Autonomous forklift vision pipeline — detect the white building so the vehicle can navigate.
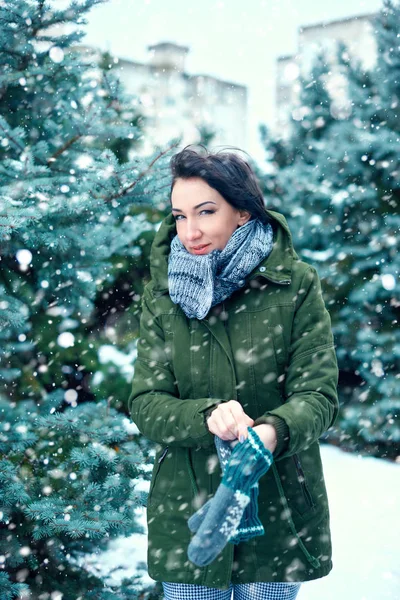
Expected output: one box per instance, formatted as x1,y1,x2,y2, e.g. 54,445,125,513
76,41,247,155
274,12,379,140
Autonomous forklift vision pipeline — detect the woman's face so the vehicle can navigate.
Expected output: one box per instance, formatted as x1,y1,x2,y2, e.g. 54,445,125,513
171,177,251,255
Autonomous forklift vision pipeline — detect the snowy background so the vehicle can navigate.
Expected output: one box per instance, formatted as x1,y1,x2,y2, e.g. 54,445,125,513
82,0,384,162
91,445,400,599
2,0,399,598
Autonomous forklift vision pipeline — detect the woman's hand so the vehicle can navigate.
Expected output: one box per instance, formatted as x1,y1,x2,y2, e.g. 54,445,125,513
206,400,254,442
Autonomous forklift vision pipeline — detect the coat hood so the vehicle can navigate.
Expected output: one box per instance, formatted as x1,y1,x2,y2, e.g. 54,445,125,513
148,209,298,294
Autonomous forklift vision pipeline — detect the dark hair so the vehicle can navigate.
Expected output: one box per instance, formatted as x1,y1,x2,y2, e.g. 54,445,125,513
169,145,271,225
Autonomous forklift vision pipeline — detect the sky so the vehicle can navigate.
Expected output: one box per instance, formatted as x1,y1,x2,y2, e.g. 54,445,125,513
82,0,385,161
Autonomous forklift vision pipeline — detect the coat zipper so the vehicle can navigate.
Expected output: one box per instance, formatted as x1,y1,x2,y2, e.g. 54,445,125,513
158,447,169,464
293,453,315,508
265,277,291,285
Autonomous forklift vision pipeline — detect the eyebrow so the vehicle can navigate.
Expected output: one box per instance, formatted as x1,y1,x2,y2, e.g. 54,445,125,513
171,201,217,213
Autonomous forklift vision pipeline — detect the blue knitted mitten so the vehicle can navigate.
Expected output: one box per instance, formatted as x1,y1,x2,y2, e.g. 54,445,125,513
187,427,273,567
187,435,265,542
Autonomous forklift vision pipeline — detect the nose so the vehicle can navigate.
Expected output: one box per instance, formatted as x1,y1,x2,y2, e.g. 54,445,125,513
186,221,202,242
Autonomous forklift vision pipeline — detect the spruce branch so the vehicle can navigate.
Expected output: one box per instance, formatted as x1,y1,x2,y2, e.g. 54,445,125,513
100,140,181,203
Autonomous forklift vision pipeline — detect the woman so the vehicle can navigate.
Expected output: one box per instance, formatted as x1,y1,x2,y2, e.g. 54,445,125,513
128,146,339,600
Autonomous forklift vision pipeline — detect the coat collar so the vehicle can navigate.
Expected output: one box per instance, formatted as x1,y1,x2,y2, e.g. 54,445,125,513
149,209,297,295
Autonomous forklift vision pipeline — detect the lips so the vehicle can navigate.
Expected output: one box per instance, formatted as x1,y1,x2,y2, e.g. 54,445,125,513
191,244,210,250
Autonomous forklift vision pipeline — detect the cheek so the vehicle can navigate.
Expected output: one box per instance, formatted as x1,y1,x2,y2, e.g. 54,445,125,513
214,227,237,250
212,213,235,236
175,228,185,245
211,225,227,244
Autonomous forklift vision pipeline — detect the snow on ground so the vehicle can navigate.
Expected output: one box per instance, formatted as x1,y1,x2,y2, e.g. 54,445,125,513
91,445,400,599
296,445,400,600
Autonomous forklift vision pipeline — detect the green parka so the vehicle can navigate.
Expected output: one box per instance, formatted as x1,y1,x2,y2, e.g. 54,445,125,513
128,209,339,590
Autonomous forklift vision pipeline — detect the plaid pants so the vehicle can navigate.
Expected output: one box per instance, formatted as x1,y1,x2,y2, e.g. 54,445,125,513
162,581,301,600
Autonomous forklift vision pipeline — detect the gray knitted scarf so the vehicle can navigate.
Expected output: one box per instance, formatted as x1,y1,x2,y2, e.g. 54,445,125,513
167,218,274,320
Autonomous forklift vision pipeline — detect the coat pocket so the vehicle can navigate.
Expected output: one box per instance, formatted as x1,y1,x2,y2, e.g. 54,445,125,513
292,453,316,514
276,452,316,519
147,446,170,508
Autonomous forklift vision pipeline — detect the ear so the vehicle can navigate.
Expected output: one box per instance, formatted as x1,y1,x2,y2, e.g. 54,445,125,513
238,210,251,226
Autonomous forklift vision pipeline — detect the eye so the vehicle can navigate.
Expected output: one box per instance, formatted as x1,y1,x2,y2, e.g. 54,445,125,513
173,210,215,222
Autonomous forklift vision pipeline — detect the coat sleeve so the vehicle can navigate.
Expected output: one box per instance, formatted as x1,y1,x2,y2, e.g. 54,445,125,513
253,265,339,461
127,286,224,448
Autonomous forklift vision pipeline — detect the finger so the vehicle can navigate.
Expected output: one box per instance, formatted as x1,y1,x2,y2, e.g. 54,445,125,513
213,410,236,440
222,409,241,440
229,403,252,441
225,402,253,440
216,404,241,438
228,402,246,432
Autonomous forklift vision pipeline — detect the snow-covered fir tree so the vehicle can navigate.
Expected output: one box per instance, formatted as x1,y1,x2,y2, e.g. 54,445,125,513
0,1,179,598
333,0,400,457
258,0,399,459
